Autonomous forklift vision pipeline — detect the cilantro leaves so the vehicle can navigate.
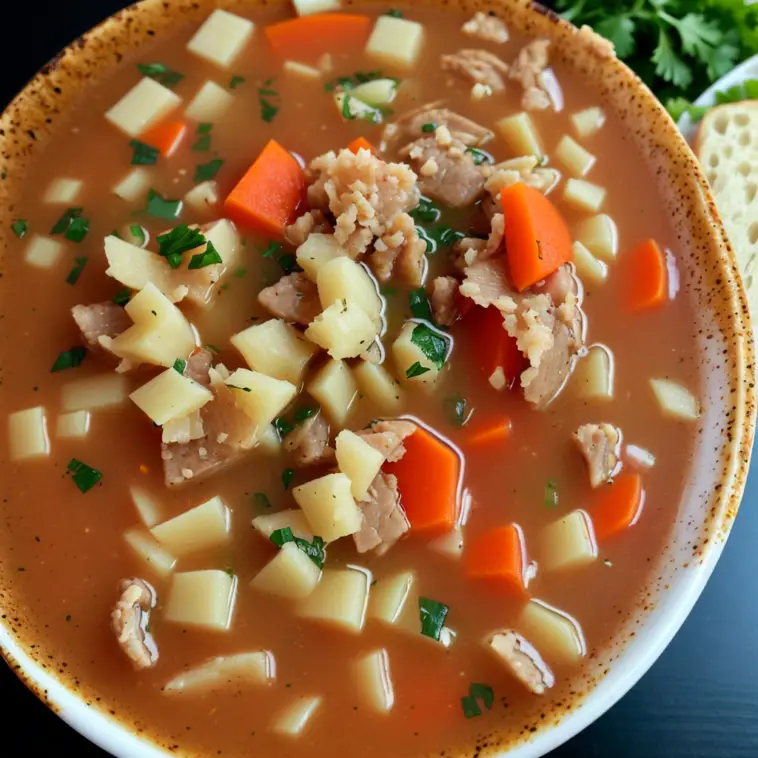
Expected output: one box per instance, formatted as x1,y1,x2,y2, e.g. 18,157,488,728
136,62,184,87
156,225,205,269
269,528,327,568
410,323,450,371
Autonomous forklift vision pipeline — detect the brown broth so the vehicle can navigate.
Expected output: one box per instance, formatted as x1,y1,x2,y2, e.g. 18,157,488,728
0,3,700,756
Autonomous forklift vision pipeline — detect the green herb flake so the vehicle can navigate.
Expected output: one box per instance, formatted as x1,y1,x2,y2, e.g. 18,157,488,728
145,188,183,221
234,267,248,278
380,285,398,296
65,217,89,243
416,225,435,255
130,224,147,247
443,394,470,427
50,207,82,235
11,219,27,238
173,359,186,374
419,596,449,641
197,123,213,135
67,459,103,493
282,467,296,490
66,256,88,285
386,8,403,17
156,224,205,269
188,241,223,269
274,416,296,439
254,492,272,509
259,80,280,123
544,479,559,508
136,62,184,87
469,682,494,711
191,135,212,151
260,240,283,258
51,346,87,373
294,535,326,568
112,287,132,306
194,158,224,183
411,323,449,370
409,287,434,323
461,695,482,719
228,384,252,392
410,196,441,224
293,406,318,424
229,75,246,89
270,526,295,548
341,93,354,120
278,253,301,275
435,226,465,248
465,147,492,166
421,122,438,133
129,139,160,166
223,567,235,578
406,361,430,379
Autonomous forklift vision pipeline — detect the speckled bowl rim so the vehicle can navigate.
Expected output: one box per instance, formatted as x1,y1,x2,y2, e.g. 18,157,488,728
0,1,754,757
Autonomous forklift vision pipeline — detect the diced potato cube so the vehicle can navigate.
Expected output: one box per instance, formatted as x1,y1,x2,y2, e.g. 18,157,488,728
353,361,404,411
335,430,385,499
292,0,340,15
519,599,586,665
496,112,543,158
354,649,394,713
571,345,613,401
231,319,317,385
8,407,50,461
366,16,425,69
271,695,322,737
540,510,597,572
393,321,443,388
185,80,234,123
43,178,82,204
113,167,152,203
130,485,162,528
283,60,322,79
187,9,255,69
293,472,362,542
428,527,463,559
61,373,128,412
164,570,237,631
555,135,595,177
564,178,606,213
296,233,345,281
105,77,182,138
183,180,219,215
224,369,297,433
250,542,321,600
571,106,606,138
123,528,176,577
298,567,370,633
56,410,90,439
625,444,656,470
350,79,398,108
575,214,618,261
252,509,314,541
307,359,358,426
24,235,64,269
164,651,275,694
572,241,607,286
317,258,382,326
130,368,213,425
150,496,231,556
650,378,701,421
104,236,172,294
368,571,414,626
305,299,378,359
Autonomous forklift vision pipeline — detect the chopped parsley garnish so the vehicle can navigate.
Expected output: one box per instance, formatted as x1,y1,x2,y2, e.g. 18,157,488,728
66,256,88,285
51,347,87,373
282,467,296,490
144,188,182,220
259,79,280,123
173,359,186,374
260,240,283,258
461,696,482,719
380,285,398,296
274,416,296,439
129,139,159,165
325,70,383,92
409,287,434,323
406,361,430,379
419,597,448,641
416,225,435,254
51,207,88,241
223,567,236,578
270,527,294,548
278,253,300,275
544,479,559,507
112,287,132,306
191,135,211,151
293,406,318,423
11,219,27,238
462,682,495,718
385,8,404,17
228,384,252,392
421,122,438,133
410,196,441,224
434,226,465,248
156,224,205,268
67,459,102,493
136,62,184,87
254,492,272,509
188,241,223,269
197,123,213,135
465,147,493,166
341,93,354,120
234,267,247,278
194,158,224,182
229,75,245,89
444,394,470,427
130,224,147,247
269,528,326,568
410,323,449,370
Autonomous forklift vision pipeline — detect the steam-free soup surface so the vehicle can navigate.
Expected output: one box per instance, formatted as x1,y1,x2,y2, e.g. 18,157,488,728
0,2,700,756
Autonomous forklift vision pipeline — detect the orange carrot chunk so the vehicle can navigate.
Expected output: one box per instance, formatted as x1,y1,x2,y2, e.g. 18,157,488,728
265,14,372,58
347,136,376,155
465,418,511,448
465,305,527,387
141,120,187,157
384,425,460,532
465,524,527,595
223,139,305,237
622,238,668,311
591,473,644,541
500,182,573,292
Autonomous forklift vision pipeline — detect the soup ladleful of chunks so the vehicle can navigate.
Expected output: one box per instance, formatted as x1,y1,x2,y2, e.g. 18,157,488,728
2,2,703,756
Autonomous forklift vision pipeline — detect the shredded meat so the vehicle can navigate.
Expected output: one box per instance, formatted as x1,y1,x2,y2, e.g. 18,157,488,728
483,157,561,213
369,211,427,286
357,419,417,462
574,423,621,487
509,40,552,111
442,49,510,91
110,578,158,671
354,472,410,555
430,276,460,326
185,348,213,386
284,209,333,247
387,105,493,148
71,302,132,355
459,258,517,311
486,630,554,695
454,213,505,270
462,12,509,43
258,272,321,326
284,413,335,467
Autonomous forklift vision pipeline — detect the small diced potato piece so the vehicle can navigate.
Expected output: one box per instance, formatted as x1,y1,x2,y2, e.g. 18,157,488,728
317,258,382,326
575,214,618,262
150,496,231,556
540,510,597,572
298,567,370,632
650,378,701,421
252,509,314,541
184,180,219,215
293,472,362,542
307,359,358,426
8,407,50,461
305,299,378,360
224,369,297,432
572,241,607,286
164,651,275,694
105,77,181,138
368,571,414,625
571,106,606,138
354,649,394,713
231,319,317,384
24,235,64,269
62,373,128,412
393,321,444,388
335,430,385,499
56,410,90,439
185,80,234,123
161,410,205,444
296,233,345,281
484,630,555,695
113,167,152,203
366,16,425,69
123,528,177,578
104,236,171,294
350,78,398,108
519,599,586,665
496,112,543,158
130,485,162,528
187,9,254,69
293,0,340,15
428,528,463,559
571,345,614,401
271,696,322,737
626,444,656,470
43,178,82,204
251,542,321,600
564,178,606,213
353,361,404,411
554,135,595,177
164,570,237,631
283,60,322,79
130,369,213,425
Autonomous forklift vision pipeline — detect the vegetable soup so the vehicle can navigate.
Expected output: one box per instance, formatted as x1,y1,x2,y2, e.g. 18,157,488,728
0,2,701,756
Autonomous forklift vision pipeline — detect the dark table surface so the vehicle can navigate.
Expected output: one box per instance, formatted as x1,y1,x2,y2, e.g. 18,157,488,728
2,2,758,755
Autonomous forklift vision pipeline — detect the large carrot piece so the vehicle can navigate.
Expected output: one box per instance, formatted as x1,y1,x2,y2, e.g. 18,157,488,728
347,136,376,155
465,305,527,387
265,14,372,58
384,425,461,532
622,238,668,311
141,120,187,157
501,182,573,291
591,473,644,540
223,139,305,237
465,524,527,595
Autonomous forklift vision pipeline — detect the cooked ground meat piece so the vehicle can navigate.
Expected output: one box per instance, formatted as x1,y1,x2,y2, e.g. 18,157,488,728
462,11,509,43
459,257,517,310
258,272,321,326
574,423,622,487
283,209,333,247
110,578,158,671
284,413,336,467
371,212,427,286
357,419,417,462
353,472,410,555
486,630,554,695
430,276,460,326
509,39,552,111
185,347,213,386
454,213,505,270
441,49,510,91
71,302,132,355
386,105,494,148
483,157,561,211
521,318,574,408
